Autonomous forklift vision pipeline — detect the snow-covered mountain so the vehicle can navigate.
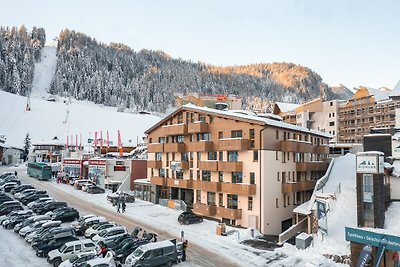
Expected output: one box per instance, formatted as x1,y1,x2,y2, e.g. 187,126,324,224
0,90,162,148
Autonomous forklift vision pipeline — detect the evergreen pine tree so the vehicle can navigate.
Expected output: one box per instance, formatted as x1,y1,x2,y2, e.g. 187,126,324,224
23,133,31,161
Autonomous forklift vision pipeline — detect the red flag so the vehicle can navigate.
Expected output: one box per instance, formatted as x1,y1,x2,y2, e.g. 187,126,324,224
94,132,98,148
118,130,123,157
100,131,103,149
107,131,110,148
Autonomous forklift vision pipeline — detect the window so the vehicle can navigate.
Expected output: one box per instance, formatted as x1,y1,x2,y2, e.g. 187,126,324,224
231,130,242,138
227,194,238,209
207,192,216,205
159,137,165,144
276,198,279,208
228,151,238,162
275,151,279,160
329,121,335,126
250,172,255,184
155,153,162,161
219,152,223,161
159,169,165,177
249,129,255,139
196,190,201,203
177,135,184,143
277,172,280,181
253,150,258,161
65,246,74,253
209,116,214,123
363,174,373,203
197,133,211,141
282,152,286,163
75,244,82,251
219,193,224,207
218,131,223,139
177,113,183,124
197,152,201,161
208,152,217,160
202,171,211,182
197,170,200,180
232,172,243,183
199,114,206,123
248,197,253,211
330,101,333,106
154,248,163,257
276,130,279,139
181,152,189,161
190,170,193,179
283,132,287,140
219,171,223,182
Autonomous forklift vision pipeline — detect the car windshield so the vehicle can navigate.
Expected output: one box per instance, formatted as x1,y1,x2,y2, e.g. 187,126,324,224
58,243,67,252
98,229,108,237
132,248,144,257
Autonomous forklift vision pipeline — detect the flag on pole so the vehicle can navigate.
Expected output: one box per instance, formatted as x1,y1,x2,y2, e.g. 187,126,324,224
94,132,98,149
100,131,103,149
118,130,123,157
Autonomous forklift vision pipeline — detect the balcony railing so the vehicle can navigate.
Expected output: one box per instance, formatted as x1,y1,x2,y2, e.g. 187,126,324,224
282,182,299,193
314,145,329,154
188,122,209,133
218,161,243,172
298,180,316,191
147,160,162,169
150,176,167,186
166,178,193,189
220,183,256,195
198,161,218,171
187,141,213,152
218,138,250,151
147,143,164,153
296,162,329,172
193,203,217,216
216,207,242,220
162,124,188,135
164,143,185,152
280,140,313,153
192,180,221,192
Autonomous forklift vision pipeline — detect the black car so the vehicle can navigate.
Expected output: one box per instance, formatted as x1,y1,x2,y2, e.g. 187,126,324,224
1,182,20,192
86,185,105,194
21,193,49,205
105,234,133,250
35,236,79,257
52,208,79,222
19,190,47,202
178,211,203,225
0,204,23,216
0,195,12,203
11,184,35,195
0,175,18,185
114,239,150,264
34,202,67,215
4,214,32,229
0,172,15,180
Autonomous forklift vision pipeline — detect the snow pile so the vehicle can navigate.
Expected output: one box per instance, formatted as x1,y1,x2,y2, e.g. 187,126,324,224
384,202,400,235
0,90,162,148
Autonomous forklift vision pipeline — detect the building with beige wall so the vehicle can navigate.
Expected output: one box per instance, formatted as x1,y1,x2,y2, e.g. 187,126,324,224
145,104,331,235
175,93,242,110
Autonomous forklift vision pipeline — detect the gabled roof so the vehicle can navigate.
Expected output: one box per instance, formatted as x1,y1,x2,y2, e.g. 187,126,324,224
145,104,332,138
274,102,301,113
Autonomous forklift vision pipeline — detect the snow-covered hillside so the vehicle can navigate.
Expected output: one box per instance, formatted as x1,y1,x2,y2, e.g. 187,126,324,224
0,90,162,148
30,45,58,98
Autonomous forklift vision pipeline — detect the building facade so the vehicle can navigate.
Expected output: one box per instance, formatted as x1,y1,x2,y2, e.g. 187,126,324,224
175,93,242,110
145,104,331,235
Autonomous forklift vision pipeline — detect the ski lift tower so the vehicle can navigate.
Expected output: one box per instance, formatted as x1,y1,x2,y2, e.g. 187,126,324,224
26,95,31,111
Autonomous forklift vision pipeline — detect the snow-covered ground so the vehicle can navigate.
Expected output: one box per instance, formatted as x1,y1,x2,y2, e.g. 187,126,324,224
0,90,162,148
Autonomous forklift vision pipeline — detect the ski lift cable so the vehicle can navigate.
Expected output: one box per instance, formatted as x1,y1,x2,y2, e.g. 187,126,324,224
0,96,19,129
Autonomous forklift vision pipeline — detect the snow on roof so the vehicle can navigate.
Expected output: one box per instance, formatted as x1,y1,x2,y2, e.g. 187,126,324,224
256,113,283,121
392,160,400,177
275,102,301,113
139,240,174,251
183,104,332,138
356,151,384,156
364,87,391,101
363,133,391,137
32,140,65,146
393,80,400,94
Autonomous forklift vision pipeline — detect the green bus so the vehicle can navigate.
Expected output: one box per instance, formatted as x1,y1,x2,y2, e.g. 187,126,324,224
27,162,52,180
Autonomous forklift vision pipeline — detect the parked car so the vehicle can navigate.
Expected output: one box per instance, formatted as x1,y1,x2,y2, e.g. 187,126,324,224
0,175,18,185
31,226,75,247
19,220,51,237
178,211,203,225
58,251,97,267
14,188,38,199
47,239,96,267
0,181,19,192
0,172,15,180
74,179,94,190
0,204,23,216
125,240,177,267
21,193,49,205
28,197,54,209
85,222,116,239
25,220,63,243
86,185,105,194
52,208,79,222
107,192,135,206
11,184,35,194
114,239,150,266
34,202,68,215
46,206,75,217
91,226,128,243
82,251,116,267
35,235,79,257
81,183,94,192
105,234,133,250
14,215,52,233
74,216,107,236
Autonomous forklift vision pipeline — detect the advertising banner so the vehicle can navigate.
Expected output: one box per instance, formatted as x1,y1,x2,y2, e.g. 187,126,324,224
89,160,106,188
356,155,384,174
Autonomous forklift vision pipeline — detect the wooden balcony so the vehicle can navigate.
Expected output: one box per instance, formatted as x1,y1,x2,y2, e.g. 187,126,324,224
162,124,188,135
164,143,185,152
216,207,242,220
166,178,193,189
147,160,162,169
193,180,221,192
218,161,243,172
150,176,167,186
220,183,256,195
297,142,313,153
198,161,218,171
187,141,213,152
147,143,164,153
296,162,329,172
280,140,297,152
193,203,217,216
188,123,209,133
314,145,329,154
282,182,299,193
298,180,316,191
218,138,250,151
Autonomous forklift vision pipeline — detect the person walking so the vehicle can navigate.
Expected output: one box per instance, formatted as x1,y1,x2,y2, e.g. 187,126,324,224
122,200,126,213
182,240,188,262
117,201,121,213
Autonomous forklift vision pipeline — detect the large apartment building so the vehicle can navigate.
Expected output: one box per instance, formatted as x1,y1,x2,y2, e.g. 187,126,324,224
145,104,331,235
337,86,400,143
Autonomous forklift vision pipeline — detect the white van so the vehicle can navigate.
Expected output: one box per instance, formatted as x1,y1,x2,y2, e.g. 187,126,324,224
125,240,177,267
47,239,96,267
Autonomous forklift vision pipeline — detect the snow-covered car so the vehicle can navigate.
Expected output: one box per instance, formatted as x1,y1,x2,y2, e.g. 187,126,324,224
58,251,97,267
0,181,19,192
81,183,94,192
14,188,37,199
19,219,51,237
74,179,93,190
74,216,107,236
85,222,116,239
25,220,62,243
81,251,116,267
71,214,97,227
27,197,54,209
91,226,128,243
47,239,96,267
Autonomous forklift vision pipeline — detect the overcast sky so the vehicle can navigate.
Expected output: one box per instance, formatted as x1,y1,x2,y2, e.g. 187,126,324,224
1,0,399,90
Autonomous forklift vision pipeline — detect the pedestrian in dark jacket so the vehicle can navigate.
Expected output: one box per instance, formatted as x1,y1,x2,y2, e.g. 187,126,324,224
122,201,126,213
117,201,121,213
182,240,188,261
98,241,108,258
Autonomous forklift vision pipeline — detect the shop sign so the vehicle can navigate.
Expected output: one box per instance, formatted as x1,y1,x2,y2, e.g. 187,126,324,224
345,227,400,251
